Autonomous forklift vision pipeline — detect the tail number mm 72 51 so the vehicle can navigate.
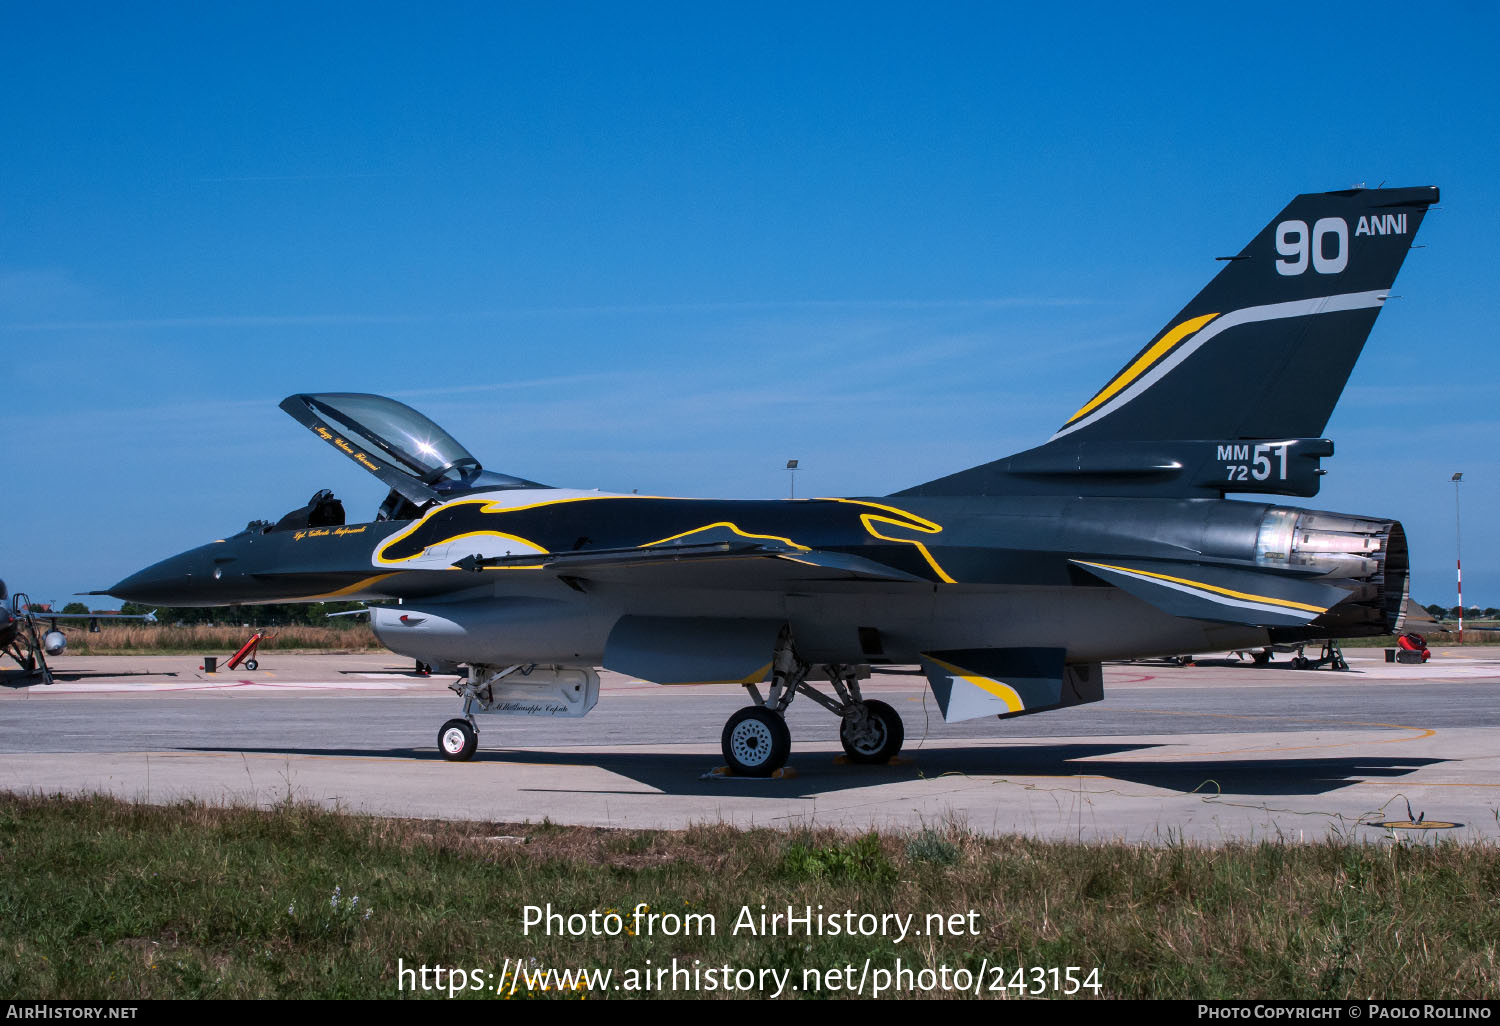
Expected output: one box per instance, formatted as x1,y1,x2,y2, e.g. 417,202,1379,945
1220,443,1288,482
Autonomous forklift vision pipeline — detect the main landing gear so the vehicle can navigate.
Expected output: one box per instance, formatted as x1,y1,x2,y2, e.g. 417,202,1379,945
720,632,905,777
426,636,905,776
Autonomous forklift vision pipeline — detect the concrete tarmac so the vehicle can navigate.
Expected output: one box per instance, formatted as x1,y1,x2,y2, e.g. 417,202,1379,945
3,648,1499,845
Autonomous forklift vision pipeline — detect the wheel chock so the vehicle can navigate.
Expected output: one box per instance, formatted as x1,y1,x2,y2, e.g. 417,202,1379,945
700,765,799,780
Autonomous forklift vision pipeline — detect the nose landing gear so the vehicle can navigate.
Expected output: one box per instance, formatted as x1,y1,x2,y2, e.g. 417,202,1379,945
438,718,478,761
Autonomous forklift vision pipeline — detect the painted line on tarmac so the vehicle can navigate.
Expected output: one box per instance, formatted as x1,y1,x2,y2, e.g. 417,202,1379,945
1109,710,1435,758
21,680,436,694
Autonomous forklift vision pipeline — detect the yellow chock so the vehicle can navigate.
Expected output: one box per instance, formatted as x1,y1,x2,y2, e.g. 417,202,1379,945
704,765,797,780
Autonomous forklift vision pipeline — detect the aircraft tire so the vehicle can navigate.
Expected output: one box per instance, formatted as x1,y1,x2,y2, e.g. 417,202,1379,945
439,718,478,762
1292,656,1311,670
721,707,790,777
1252,650,1272,666
840,700,905,764
1175,655,1194,666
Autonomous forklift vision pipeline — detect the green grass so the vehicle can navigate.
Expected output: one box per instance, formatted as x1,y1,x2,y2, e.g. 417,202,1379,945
1,793,1497,999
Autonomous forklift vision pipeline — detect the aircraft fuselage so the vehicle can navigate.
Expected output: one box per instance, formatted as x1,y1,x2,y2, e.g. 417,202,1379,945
113,488,1404,669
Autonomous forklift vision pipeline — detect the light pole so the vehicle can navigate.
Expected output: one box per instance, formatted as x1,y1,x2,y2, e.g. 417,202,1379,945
786,459,799,499
1453,472,1464,644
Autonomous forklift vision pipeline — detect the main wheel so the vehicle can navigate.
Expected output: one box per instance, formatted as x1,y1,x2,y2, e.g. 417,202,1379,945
439,718,478,761
1175,655,1194,666
1252,650,1272,666
721,707,791,777
1292,656,1311,670
840,699,905,764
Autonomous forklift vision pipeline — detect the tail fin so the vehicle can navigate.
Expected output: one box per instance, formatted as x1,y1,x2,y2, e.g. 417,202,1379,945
897,186,1438,498
1055,185,1436,442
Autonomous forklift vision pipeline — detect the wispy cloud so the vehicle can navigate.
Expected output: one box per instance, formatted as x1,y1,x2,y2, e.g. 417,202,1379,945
0,295,1094,333
0,313,424,332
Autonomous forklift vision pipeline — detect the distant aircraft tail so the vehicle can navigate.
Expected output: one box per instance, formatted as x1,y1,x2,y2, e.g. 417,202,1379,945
898,185,1439,499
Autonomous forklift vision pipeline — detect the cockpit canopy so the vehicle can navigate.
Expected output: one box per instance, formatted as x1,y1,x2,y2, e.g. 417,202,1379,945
279,393,544,521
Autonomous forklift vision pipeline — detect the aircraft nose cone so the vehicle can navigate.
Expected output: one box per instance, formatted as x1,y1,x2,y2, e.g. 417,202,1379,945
109,553,202,605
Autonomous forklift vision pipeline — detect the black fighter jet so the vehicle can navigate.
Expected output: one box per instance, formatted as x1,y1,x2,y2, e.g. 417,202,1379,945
110,186,1438,775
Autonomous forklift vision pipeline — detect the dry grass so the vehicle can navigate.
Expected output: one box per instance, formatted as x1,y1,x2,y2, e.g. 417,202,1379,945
68,623,383,654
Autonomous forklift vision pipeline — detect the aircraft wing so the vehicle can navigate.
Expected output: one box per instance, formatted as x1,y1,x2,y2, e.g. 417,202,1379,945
453,541,931,585
1070,559,1353,627
20,608,157,625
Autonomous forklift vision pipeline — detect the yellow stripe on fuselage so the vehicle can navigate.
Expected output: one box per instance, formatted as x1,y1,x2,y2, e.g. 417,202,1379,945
1077,561,1326,613
824,499,958,584
300,573,404,599
638,522,812,551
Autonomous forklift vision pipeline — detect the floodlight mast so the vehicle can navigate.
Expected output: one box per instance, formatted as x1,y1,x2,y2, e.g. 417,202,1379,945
1453,472,1464,644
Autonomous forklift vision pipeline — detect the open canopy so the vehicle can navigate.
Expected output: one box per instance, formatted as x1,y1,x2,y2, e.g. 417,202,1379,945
280,393,542,509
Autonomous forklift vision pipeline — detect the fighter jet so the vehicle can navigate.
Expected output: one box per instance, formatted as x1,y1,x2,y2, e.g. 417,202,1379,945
1,581,156,685
110,185,1438,775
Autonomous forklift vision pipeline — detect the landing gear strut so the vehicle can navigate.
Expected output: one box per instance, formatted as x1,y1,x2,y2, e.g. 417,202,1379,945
435,663,601,761
719,631,904,776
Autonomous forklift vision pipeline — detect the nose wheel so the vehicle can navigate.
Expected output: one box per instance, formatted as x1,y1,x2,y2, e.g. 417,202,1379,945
439,718,478,761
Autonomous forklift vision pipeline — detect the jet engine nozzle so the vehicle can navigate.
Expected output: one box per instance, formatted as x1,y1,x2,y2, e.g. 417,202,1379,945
1257,507,1407,636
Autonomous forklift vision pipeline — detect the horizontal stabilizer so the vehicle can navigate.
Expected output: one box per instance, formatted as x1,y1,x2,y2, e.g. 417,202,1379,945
1071,559,1352,627
920,647,1079,723
603,616,779,685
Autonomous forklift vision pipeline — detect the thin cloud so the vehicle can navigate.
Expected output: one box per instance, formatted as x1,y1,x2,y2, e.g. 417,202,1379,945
0,313,424,332
0,296,1094,333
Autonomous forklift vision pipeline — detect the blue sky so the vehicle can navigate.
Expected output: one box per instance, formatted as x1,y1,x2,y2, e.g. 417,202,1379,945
3,2,1496,609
